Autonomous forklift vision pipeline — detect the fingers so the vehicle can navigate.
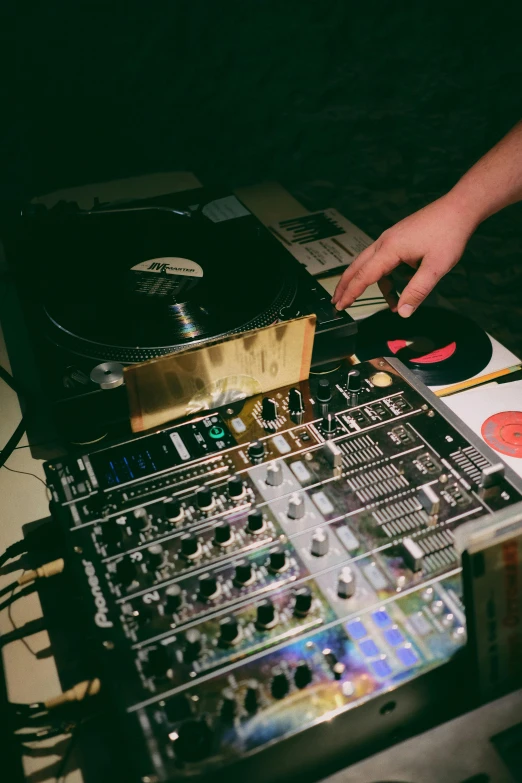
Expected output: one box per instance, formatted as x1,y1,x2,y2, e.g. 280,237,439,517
396,260,445,317
332,242,377,305
333,242,400,311
378,275,399,311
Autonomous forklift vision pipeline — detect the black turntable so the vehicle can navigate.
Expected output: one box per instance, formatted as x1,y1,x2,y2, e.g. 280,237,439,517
1,188,356,449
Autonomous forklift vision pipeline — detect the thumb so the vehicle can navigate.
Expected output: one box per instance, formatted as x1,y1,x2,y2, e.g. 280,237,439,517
396,259,445,317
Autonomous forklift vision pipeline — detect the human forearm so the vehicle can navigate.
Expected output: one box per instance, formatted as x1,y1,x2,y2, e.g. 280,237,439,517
446,120,522,227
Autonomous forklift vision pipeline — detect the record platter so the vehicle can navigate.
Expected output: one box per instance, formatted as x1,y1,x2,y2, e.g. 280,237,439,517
2,189,356,446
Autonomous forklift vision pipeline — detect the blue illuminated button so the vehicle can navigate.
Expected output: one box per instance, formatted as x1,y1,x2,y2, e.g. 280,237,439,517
370,658,393,678
396,646,419,668
372,609,392,628
347,620,367,640
384,627,405,647
359,639,380,658
209,425,225,439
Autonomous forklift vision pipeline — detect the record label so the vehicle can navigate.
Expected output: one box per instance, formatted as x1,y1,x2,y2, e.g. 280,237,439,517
131,258,203,277
387,339,457,364
481,411,522,458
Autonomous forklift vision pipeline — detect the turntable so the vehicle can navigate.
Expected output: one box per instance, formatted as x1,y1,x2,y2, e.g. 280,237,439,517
2,188,356,447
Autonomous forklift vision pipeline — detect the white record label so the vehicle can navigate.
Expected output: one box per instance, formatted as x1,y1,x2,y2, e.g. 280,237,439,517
130,258,204,277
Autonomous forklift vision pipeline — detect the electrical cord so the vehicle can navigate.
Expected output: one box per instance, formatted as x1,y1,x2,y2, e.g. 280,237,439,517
0,363,27,468
0,520,60,569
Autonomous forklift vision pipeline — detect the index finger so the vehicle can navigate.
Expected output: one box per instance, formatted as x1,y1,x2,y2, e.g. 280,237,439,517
332,242,377,305
334,245,400,310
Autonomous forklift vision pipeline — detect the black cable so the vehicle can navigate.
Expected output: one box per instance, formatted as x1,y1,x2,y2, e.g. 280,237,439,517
0,363,27,468
2,463,50,492
0,520,59,569
0,583,35,613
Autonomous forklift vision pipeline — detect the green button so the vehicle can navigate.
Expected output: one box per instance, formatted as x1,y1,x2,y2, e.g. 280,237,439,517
209,425,225,439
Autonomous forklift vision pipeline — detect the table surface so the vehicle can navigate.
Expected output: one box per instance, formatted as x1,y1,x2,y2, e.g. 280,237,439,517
1,174,521,783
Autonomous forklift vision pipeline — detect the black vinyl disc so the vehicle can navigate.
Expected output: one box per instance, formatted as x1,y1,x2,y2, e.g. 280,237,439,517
356,307,492,385
28,206,297,363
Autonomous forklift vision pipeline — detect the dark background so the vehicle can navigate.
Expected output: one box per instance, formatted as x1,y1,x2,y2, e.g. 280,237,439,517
3,1,522,354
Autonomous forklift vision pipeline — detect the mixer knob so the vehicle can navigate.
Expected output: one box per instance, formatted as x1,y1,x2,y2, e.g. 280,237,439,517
164,693,193,722
266,461,283,486
180,533,201,559
271,668,290,699
262,397,279,422
220,687,238,722
287,493,305,520
227,474,245,499
164,583,184,613
288,387,304,414
183,628,203,662
234,559,253,585
196,486,214,510
131,507,150,531
294,586,313,617
163,497,183,522
337,566,356,599
256,599,276,628
145,644,172,678
214,522,233,546
294,661,313,689
246,509,265,534
321,413,337,436
248,440,265,463
316,378,332,403
172,718,214,763
199,574,219,600
219,616,241,646
268,548,287,572
116,557,138,588
346,369,361,392
146,544,165,570
244,680,260,714
310,527,329,557
101,519,124,547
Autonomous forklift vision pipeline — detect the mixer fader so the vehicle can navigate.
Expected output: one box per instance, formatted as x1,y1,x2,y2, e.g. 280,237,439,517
44,357,522,783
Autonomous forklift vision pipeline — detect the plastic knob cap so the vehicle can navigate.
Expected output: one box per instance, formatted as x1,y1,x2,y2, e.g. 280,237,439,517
294,662,313,689
337,566,356,599
346,370,361,392
321,413,337,435
256,599,276,628
294,586,313,616
316,378,332,403
287,494,305,520
227,475,244,498
196,486,214,510
180,533,200,559
248,441,265,462
310,527,329,557
271,669,289,699
164,583,183,613
246,509,265,534
214,522,232,546
234,559,253,585
145,645,171,678
220,687,237,721
116,557,137,588
199,574,219,600
244,680,260,714
131,507,150,531
262,397,279,422
183,628,202,662
163,498,183,522
266,462,283,486
219,616,240,646
269,548,287,572
288,387,304,413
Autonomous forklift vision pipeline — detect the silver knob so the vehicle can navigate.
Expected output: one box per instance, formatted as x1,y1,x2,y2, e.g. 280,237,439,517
287,493,305,520
337,566,356,598
266,462,283,487
310,527,329,557
90,361,125,389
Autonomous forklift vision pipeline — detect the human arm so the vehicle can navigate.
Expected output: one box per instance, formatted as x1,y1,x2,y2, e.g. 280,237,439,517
332,120,522,316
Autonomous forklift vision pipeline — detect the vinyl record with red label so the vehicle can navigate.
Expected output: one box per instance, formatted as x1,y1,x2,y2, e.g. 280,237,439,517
356,307,492,385
481,411,522,459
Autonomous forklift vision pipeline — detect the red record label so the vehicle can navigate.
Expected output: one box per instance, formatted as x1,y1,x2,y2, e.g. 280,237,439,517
387,339,457,364
481,411,522,458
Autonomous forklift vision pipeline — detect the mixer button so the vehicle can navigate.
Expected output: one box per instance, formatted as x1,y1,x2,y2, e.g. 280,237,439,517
288,387,304,414
401,537,424,572
262,397,279,422
163,498,183,522
220,687,238,721
266,461,283,486
145,644,172,678
337,566,356,599
198,574,219,600
244,680,260,714
146,544,165,570
131,507,150,532
321,413,337,436
287,493,305,520
196,486,214,510
248,440,265,462
164,693,193,722
271,668,290,699
219,616,241,646
116,557,138,588
227,474,245,498
268,548,287,572
310,527,329,557
346,369,361,392
234,559,253,585
246,509,266,534
164,584,184,613
172,718,214,762
180,533,201,559
316,378,332,403
183,628,203,662
293,586,313,616
255,599,276,628
101,520,124,547
213,522,233,546
294,661,313,689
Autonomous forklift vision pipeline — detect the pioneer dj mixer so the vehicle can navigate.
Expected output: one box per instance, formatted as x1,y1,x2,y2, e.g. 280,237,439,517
43,357,522,783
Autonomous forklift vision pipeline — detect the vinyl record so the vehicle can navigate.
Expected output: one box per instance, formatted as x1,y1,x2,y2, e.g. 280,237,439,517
481,411,522,458
29,207,297,363
356,307,492,385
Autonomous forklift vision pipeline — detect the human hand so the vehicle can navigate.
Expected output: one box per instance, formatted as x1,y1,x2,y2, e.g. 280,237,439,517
332,194,478,317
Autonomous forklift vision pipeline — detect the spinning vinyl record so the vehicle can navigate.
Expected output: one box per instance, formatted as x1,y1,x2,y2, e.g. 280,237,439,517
356,307,492,385
28,207,297,363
